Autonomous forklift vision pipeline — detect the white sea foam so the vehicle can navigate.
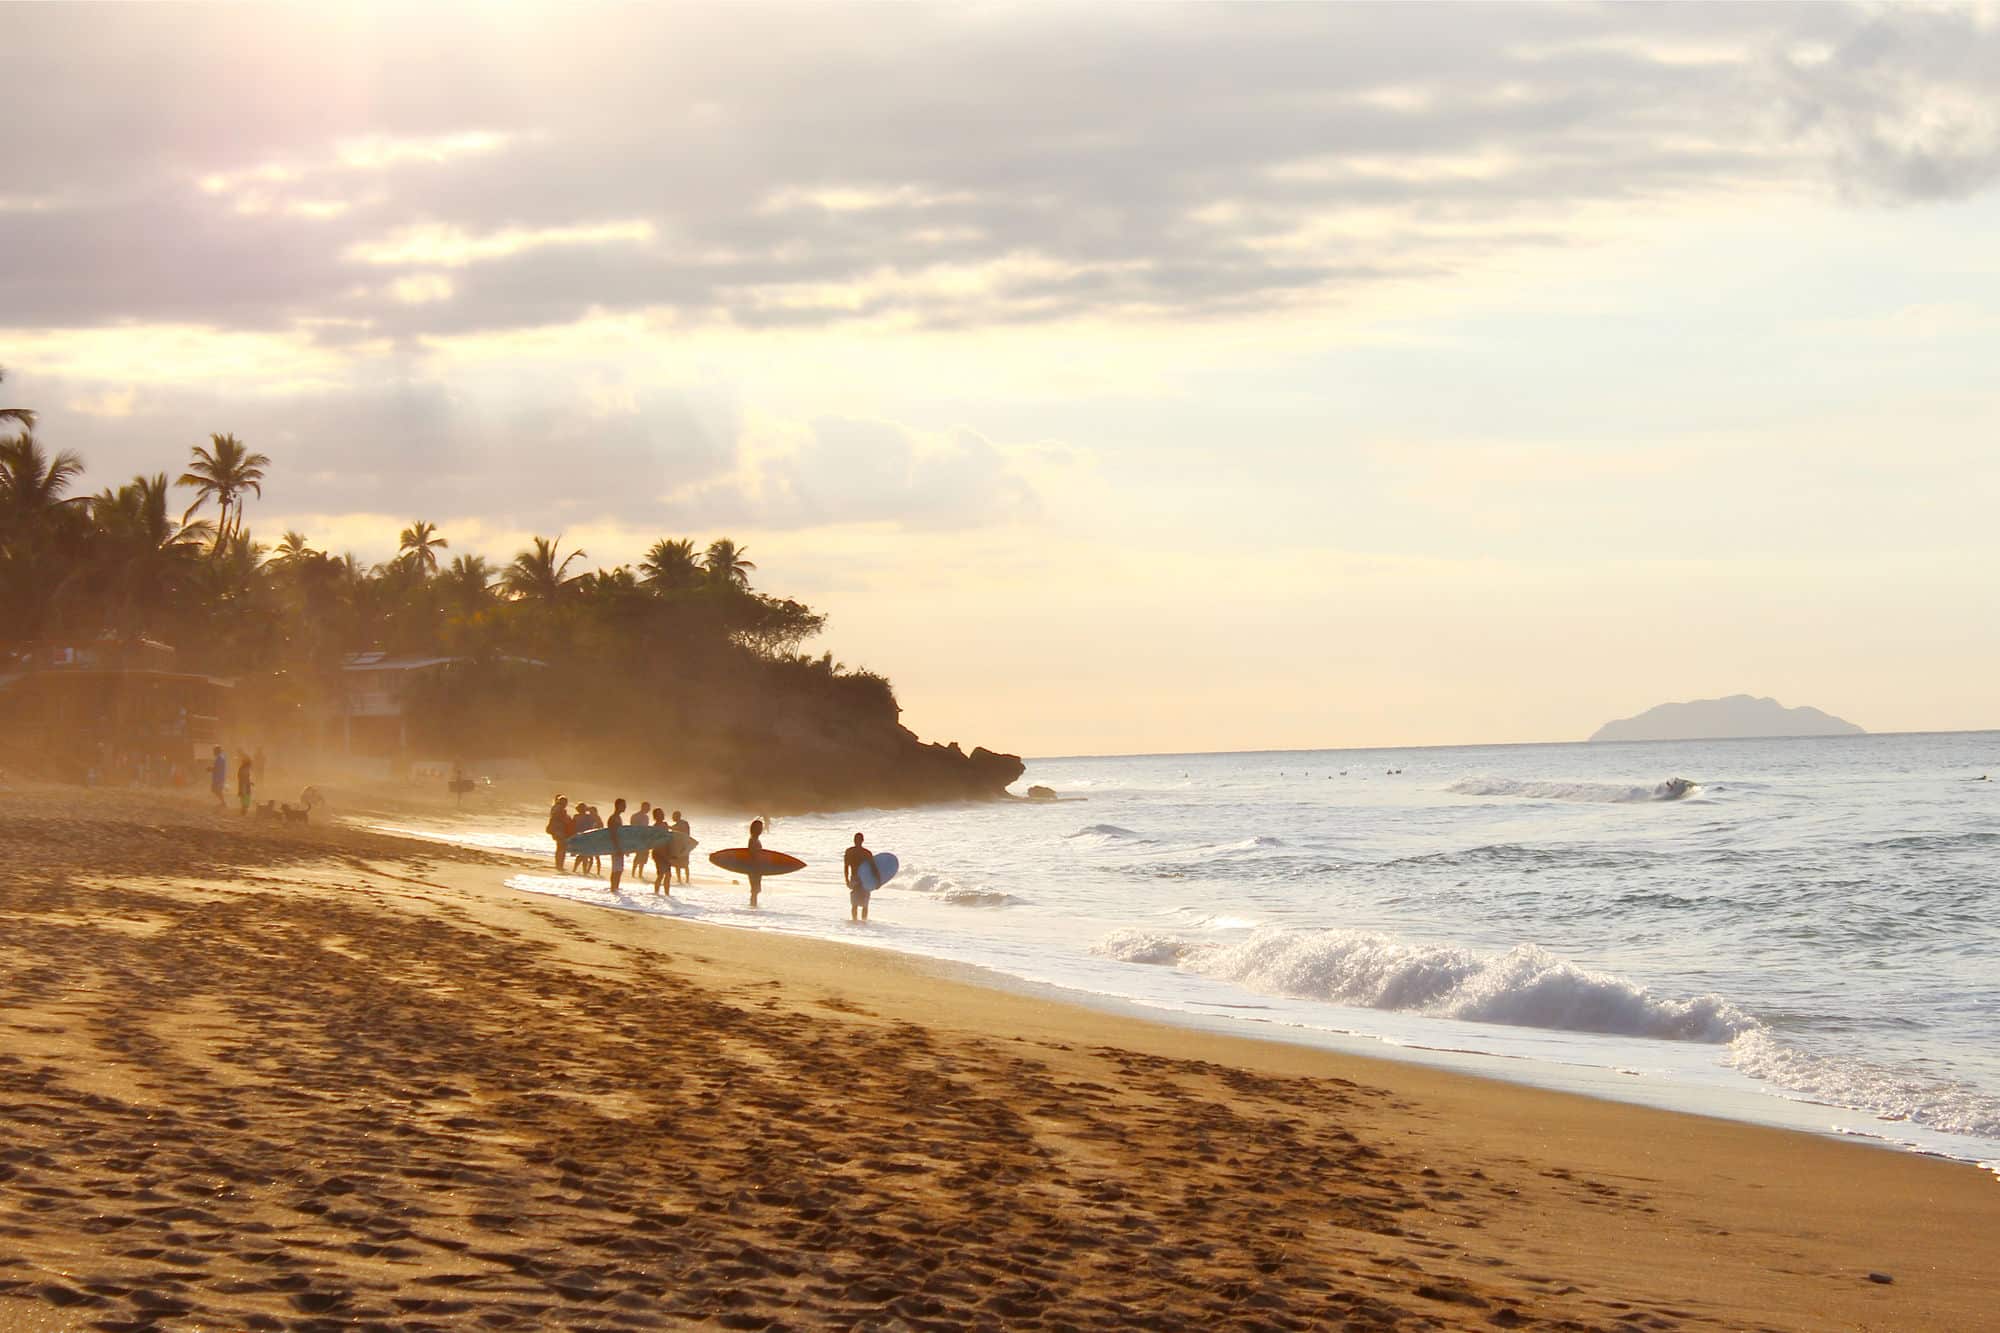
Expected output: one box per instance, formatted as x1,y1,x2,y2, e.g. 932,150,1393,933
1093,926,1753,1042
1449,777,1700,803
906,872,1021,908
1724,1031,2000,1140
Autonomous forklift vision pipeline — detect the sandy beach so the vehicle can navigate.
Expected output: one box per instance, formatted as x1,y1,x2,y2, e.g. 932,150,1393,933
1,784,1993,1332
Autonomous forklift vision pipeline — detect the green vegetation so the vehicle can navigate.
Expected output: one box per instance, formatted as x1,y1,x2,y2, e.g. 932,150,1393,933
0,373,1021,806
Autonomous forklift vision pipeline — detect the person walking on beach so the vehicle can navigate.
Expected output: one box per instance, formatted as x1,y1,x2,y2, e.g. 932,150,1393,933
236,752,254,815
746,818,766,908
843,832,878,922
670,810,691,885
209,746,227,808
547,795,571,871
607,797,629,892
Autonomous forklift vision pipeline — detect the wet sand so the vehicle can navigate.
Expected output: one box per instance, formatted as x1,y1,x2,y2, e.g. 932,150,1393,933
0,784,1993,1331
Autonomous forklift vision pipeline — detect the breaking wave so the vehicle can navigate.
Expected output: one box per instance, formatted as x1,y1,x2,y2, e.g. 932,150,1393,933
1450,777,1700,803
906,872,1022,908
1725,1031,2000,1140
1092,926,1752,1042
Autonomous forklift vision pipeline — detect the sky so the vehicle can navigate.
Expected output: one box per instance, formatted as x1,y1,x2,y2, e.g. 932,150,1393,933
5,2,1999,756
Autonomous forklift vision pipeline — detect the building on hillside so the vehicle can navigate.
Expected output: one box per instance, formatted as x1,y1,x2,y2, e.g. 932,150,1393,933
0,637,232,783
334,652,546,756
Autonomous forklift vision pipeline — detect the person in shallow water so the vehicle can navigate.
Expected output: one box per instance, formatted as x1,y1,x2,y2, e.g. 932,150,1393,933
843,832,878,922
746,819,765,908
670,810,692,885
651,807,673,894
606,797,628,892
547,794,570,872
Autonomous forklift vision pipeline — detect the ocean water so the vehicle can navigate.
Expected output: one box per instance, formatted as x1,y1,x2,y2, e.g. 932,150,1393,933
376,731,2000,1171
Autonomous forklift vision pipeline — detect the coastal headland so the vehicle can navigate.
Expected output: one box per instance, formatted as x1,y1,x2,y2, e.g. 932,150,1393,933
1,784,1993,1332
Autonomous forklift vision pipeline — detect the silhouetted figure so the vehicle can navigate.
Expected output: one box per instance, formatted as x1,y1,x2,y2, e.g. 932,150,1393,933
843,832,878,922
607,797,629,892
670,810,691,885
210,746,227,808
547,794,570,871
747,819,765,908
236,753,254,815
651,808,672,894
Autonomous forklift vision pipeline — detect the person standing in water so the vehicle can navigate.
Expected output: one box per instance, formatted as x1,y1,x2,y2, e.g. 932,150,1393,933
236,752,254,815
746,818,766,908
843,832,878,922
651,808,673,894
670,810,692,885
209,746,227,808
546,795,571,871
606,798,628,892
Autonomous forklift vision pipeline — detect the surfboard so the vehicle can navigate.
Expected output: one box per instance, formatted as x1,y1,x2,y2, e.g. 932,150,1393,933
567,823,673,857
855,851,899,893
709,847,806,877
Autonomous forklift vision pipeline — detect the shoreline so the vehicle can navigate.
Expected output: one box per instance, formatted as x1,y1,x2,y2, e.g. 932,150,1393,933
2,784,1996,1330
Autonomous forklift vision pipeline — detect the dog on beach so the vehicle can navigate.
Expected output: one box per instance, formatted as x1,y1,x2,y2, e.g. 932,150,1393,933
255,800,281,820
281,803,311,824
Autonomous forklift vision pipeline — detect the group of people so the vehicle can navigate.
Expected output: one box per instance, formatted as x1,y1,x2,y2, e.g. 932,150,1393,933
546,796,693,894
209,744,261,814
544,796,886,921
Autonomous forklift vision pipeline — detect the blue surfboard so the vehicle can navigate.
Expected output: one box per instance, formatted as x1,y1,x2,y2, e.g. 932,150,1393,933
856,852,899,893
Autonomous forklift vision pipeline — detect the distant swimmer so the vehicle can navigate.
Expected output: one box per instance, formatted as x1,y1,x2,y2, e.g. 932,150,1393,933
547,794,571,871
843,832,878,922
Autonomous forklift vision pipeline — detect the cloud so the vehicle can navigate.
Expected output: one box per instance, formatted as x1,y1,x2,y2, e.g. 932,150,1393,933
1779,6,2000,202
4,3,1996,342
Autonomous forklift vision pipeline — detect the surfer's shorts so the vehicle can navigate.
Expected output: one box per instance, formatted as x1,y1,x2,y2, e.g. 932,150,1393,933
850,889,869,908
611,852,625,876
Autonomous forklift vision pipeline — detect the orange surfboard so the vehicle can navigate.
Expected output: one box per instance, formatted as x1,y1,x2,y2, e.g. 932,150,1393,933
708,847,806,877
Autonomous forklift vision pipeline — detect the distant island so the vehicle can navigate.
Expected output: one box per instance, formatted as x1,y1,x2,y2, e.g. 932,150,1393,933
1589,695,1864,743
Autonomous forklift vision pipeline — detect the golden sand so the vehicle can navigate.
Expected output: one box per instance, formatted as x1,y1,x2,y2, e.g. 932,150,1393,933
0,784,1992,1331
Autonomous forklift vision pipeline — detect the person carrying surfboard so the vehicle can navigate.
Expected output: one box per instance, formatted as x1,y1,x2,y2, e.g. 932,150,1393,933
606,797,628,892
843,833,878,922
650,808,672,894
746,819,765,908
670,810,692,885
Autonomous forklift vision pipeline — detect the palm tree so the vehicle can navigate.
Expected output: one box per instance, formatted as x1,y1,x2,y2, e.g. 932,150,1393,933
443,554,496,617
397,519,449,575
640,537,701,592
0,367,33,435
263,530,320,573
502,536,586,602
0,433,87,525
702,538,756,589
177,432,270,550
83,473,212,634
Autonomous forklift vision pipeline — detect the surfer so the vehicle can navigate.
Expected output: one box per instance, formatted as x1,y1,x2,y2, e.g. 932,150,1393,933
547,795,571,871
607,798,628,892
209,746,227,808
843,832,878,922
670,810,692,885
746,819,765,908
651,808,672,894
574,803,601,874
